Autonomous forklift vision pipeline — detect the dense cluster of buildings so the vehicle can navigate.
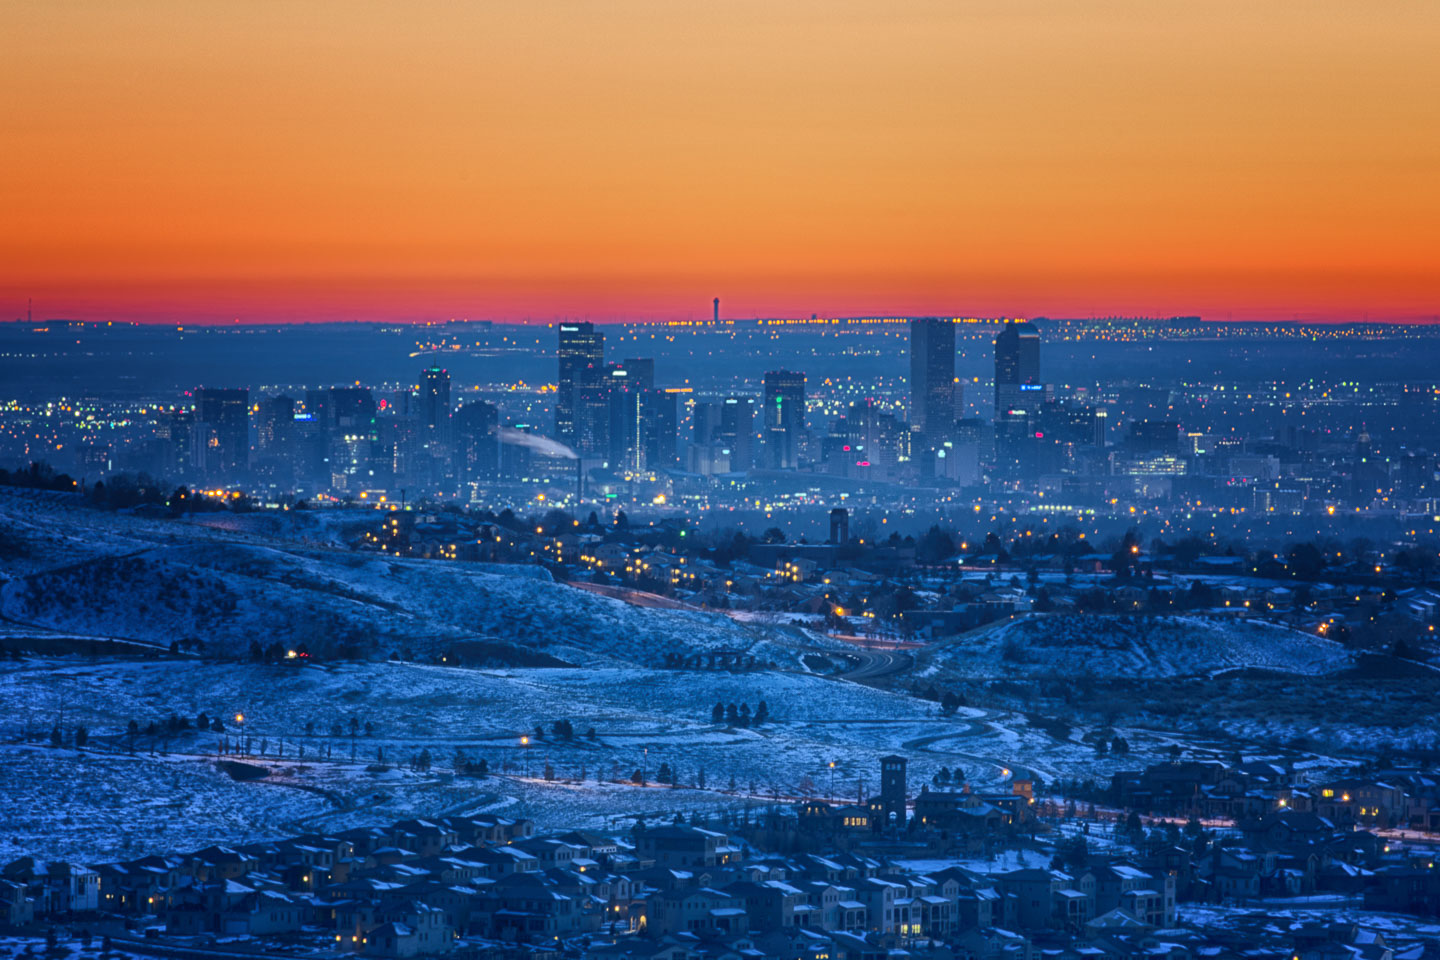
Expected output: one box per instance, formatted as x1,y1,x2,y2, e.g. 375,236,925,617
2,757,1437,959
9,317,1440,529
1112,761,1440,833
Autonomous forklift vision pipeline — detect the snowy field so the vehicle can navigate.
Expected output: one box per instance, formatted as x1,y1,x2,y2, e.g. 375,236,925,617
922,613,1353,679
0,655,1164,862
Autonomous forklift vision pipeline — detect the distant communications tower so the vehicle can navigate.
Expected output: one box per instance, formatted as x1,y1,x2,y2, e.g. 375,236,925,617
713,297,719,324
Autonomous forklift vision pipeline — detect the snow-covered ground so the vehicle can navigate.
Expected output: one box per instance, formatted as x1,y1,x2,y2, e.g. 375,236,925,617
922,613,1353,679
0,490,786,666
0,655,1111,862
0,491,1420,869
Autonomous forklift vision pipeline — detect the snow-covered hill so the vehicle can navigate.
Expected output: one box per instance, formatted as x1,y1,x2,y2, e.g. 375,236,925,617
0,493,776,666
923,613,1353,679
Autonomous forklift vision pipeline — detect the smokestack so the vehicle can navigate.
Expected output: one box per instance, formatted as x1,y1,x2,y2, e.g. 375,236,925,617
713,297,719,324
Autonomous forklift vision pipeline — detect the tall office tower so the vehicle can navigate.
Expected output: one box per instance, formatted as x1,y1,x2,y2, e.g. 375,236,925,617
829,507,849,545
641,390,679,471
840,399,906,481
383,414,423,488
692,400,723,448
688,395,754,475
161,408,195,478
253,394,297,486
326,386,380,490
575,382,614,460
992,320,1043,479
719,396,756,471
419,366,453,443
195,387,250,479
454,400,499,492
909,318,957,444
621,357,656,391
762,370,806,470
417,365,454,490
556,322,604,443
327,387,377,433
688,399,726,474
601,359,656,471
255,395,295,453
993,320,1041,410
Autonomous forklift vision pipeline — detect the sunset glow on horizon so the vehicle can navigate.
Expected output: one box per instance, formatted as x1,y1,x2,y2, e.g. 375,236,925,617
3,1,1438,325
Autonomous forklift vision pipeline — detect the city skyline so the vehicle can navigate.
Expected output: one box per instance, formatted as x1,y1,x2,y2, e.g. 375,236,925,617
4,1,1439,325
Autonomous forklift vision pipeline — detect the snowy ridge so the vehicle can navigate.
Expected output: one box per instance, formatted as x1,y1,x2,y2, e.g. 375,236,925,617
925,613,1353,678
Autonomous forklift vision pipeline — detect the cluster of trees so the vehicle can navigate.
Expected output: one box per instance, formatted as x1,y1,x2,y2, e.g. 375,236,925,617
661,651,769,671
452,750,490,777
915,685,968,715
1094,735,1131,756
2,460,277,516
710,700,769,727
0,461,78,492
50,724,88,748
304,717,377,737
532,719,597,741
159,713,210,734
929,765,966,787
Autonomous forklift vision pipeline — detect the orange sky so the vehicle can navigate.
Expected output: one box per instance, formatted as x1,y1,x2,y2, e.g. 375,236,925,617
2,1,1437,323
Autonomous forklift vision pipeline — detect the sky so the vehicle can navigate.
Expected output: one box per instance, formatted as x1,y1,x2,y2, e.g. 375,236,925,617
2,1,1438,324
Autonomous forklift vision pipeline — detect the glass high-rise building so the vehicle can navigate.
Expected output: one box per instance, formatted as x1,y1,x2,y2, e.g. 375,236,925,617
762,369,806,470
419,366,452,444
195,386,250,479
993,320,1043,479
556,322,604,444
909,317,958,445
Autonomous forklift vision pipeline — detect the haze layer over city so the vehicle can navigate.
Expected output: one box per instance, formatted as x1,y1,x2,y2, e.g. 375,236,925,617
2,3,1440,960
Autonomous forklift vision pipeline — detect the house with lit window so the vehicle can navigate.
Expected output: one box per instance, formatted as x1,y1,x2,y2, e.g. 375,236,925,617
1314,778,1407,829
634,825,739,870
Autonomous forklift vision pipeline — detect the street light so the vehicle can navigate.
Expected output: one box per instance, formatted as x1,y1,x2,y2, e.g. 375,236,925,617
520,735,530,778
829,761,836,802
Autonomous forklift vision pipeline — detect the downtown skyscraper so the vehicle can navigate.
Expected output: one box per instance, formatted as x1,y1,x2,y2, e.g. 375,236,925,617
909,317,959,446
993,320,1043,480
762,369,806,470
555,322,604,445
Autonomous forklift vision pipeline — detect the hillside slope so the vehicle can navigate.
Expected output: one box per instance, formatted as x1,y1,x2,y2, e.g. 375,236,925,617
921,613,1352,679
0,493,777,665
